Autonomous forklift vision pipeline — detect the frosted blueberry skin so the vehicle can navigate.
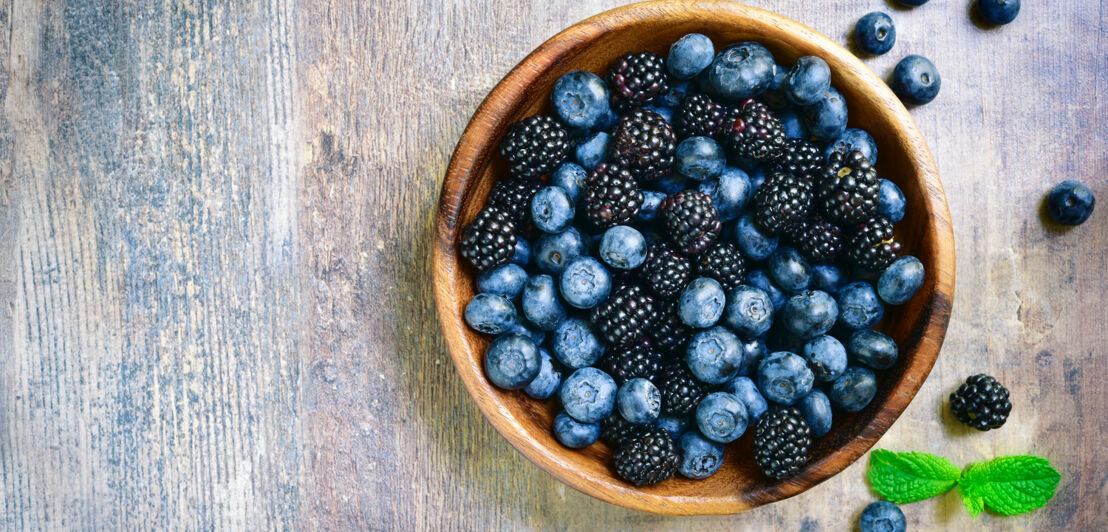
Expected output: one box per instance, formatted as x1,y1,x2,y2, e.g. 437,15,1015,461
524,349,563,400
698,42,776,102
695,392,750,443
877,178,906,223
550,317,604,369
686,326,744,384
891,55,941,105
977,0,1020,25
760,67,790,109
553,411,601,448
550,162,588,204
666,33,715,80
829,366,878,412
848,329,899,370
803,87,848,141
558,256,611,309
637,190,667,223
723,284,775,339
504,323,545,346
464,293,518,335
757,351,815,405
559,367,617,424
658,80,695,109
551,70,610,130
678,277,727,328
598,225,647,270
699,167,751,222
531,186,575,234
859,501,907,532
521,275,566,331
737,336,767,377
854,12,896,56
476,263,527,299
747,270,787,311
802,334,848,383
734,213,779,261
616,378,662,424
655,415,690,441
798,389,834,437
574,131,610,170
484,334,541,390
723,376,768,421
836,282,885,329
810,264,846,295
1046,180,1095,225
512,238,531,266
534,228,586,275
783,56,832,106
768,246,811,293
677,431,726,479
675,136,726,181
781,290,839,340
778,107,808,139
826,128,878,165
878,255,925,305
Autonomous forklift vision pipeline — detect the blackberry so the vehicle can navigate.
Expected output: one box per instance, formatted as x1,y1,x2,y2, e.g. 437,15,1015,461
583,163,644,229
602,414,648,446
696,242,747,290
724,98,786,163
591,283,659,348
499,115,571,179
847,216,902,271
610,109,677,182
638,242,693,300
603,339,664,384
649,302,692,357
606,51,670,112
773,138,825,181
488,178,543,227
613,426,680,486
657,362,706,417
459,206,517,272
752,171,813,234
949,374,1012,431
660,190,722,255
818,150,880,224
673,94,728,139
752,406,812,480
787,219,844,264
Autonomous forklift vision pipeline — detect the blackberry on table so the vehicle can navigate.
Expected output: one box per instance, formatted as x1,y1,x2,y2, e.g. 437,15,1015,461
818,150,880,224
949,374,1012,431
660,190,722,256
488,177,543,227
657,362,706,417
753,406,812,480
752,171,813,234
613,426,680,486
607,51,670,112
724,98,787,163
787,218,844,264
499,115,571,179
583,163,644,229
638,242,693,300
459,206,517,272
603,339,664,384
846,216,901,271
696,242,747,290
610,108,677,182
673,94,728,139
591,283,659,348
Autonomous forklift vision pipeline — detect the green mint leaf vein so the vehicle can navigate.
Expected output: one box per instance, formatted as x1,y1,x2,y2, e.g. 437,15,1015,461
867,450,961,503
957,456,1061,516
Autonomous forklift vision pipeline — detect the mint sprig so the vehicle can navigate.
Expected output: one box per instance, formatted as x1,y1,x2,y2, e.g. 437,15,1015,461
866,450,1061,518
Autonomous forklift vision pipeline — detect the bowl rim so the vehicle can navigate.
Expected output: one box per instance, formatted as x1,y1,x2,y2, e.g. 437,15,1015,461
433,0,955,515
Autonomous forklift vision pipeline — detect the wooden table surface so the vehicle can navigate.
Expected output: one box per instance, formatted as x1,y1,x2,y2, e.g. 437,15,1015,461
1,0,1104,529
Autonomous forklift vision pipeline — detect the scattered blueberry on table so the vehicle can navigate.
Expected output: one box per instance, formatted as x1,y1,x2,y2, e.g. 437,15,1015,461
1046,180,1095,225
890,55,941,105
854,12,896,55
859,501,907,532
977,0,1020,26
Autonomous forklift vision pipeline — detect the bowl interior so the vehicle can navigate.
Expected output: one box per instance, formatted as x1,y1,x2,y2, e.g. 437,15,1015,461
435,1,953,515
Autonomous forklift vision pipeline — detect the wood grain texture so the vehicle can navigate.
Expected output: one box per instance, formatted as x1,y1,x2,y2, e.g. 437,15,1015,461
1,0,1105,530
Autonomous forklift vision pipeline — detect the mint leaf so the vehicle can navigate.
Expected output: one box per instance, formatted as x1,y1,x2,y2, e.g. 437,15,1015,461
959,481,985,518
957,456,1061,516
867,449,962,503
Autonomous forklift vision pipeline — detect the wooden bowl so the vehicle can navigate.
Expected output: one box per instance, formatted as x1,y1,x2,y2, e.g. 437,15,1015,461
433,0,955,515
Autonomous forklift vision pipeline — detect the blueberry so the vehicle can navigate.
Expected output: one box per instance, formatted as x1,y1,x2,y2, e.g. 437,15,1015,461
699,42,776,102
575,131,610,170
781,290,839,339
778,107,808,139
768,246,812,293
525,349,563,400
798,389,833,437
695,392,750,443
505,322,546,345
737,336,767,376
637,190,667,222
757,351,815,405
897,0,928,5
677,431,726,479
687,326,744,384
596,225,646,270
675,136,726,181
551,318,603,369
464,293,518,334
878,256,925,305
803,87,848,141
828,366,878,412
836,282,885,329
826,129,878,165
891,55,940,105
477,263,528,298
854,12,896,56
531,186,575,234
877,178,907,223
849,329,899,370
747,165,767,189
723,284,775,339
977,0,1020,25
534,228,586,274
512,238,531,266
658,80,696,109
698,167,752,222
656,415,691,441
595,108,619,132
734,214,779,261
648,105,674,123
667,33,715,80
859,501,907,532
724,376,769,420
484,334,541,389
553,411,601,448
551,70,610,130
765,322,807,355
679,277,727,328
655,174,694,195
550,162,588,204
559,367,617,423
1046,180,1096,225
810,264,846,295
617,378,662,424
559,256,611,309
783,56,832,106
802,335,848,382
746,270,787,311
521,275,566,331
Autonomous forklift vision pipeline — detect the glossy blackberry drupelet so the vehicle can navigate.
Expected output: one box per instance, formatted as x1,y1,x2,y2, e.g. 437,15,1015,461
607,51,670,112
819,150,880,224
787,218,844,264
696,242,747,290
673,94,729,139
752,171,814,234
610,109,677,182
847,216,902,271
649,302,693,355
660,190,722,255
591,283,659,348
488,178,543,227
949,374,1012,431
460,206,517,272
499,115,571,179
854,12,896,56
613,426,680,486
583,163,644,229
724,99,787,163
753,406,812,480
601,414,646,446
638,242,693,300
603,339,664,385
657,362,706,417
773,138,825,182
891,55,941,105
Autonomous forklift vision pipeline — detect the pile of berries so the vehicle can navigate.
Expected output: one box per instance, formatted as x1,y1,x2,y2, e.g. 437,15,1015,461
460,33,927,486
